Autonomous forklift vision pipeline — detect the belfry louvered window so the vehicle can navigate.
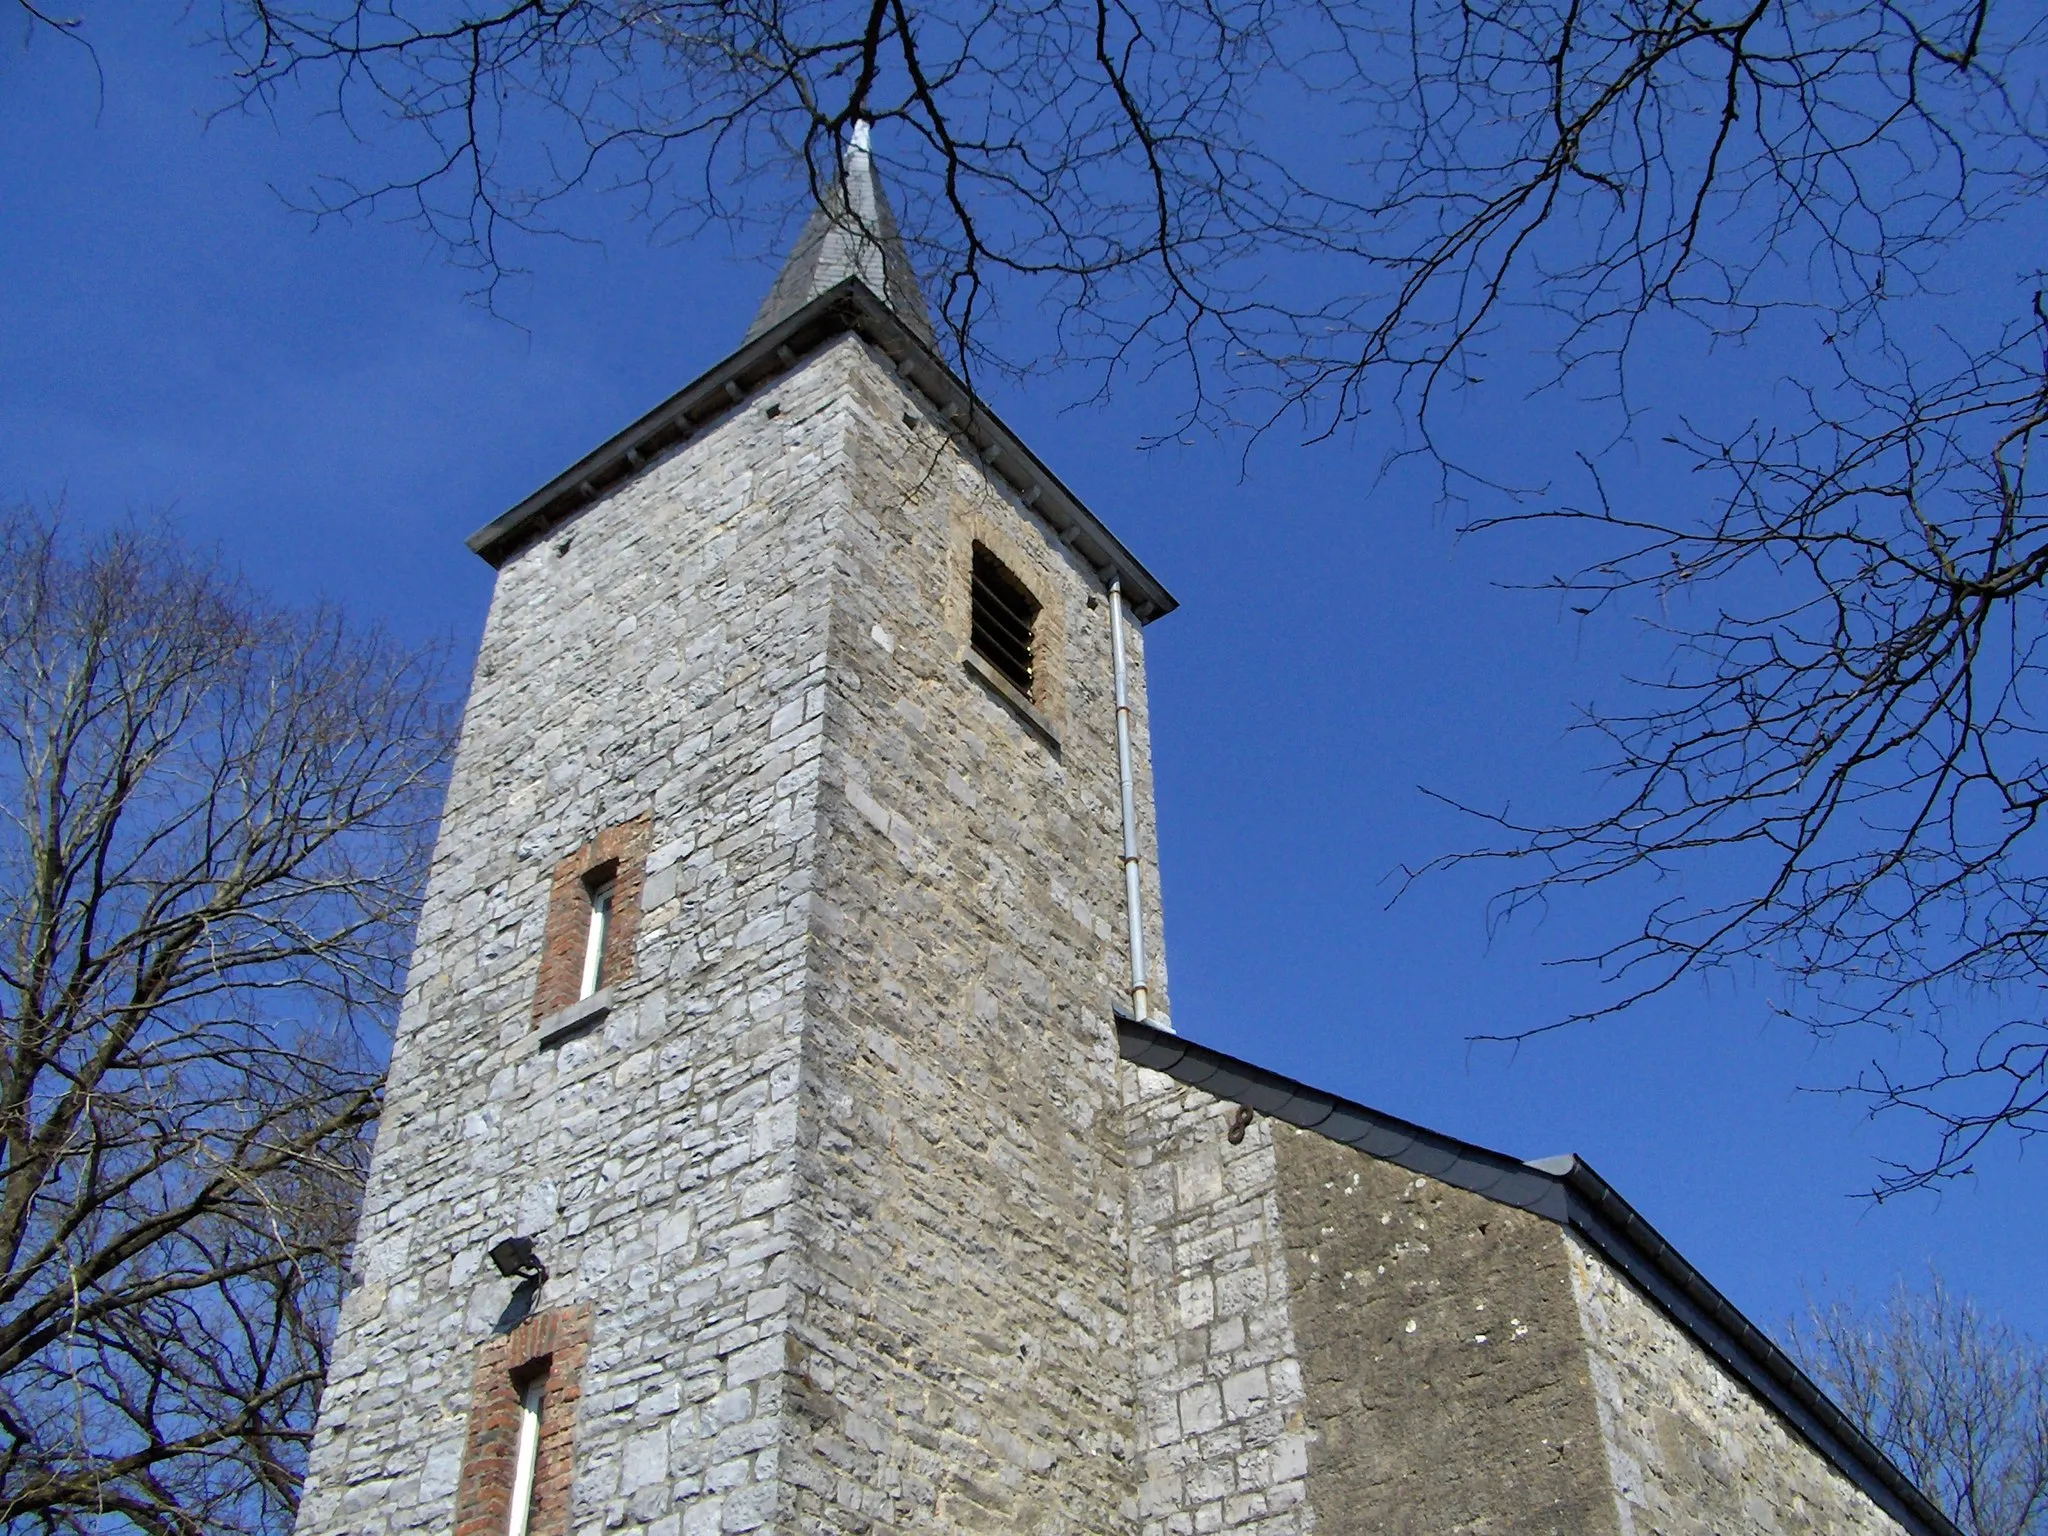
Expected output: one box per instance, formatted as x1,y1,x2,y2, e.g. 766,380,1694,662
971,544,1040,696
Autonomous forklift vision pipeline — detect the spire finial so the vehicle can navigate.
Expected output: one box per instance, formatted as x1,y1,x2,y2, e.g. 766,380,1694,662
745,122,935,346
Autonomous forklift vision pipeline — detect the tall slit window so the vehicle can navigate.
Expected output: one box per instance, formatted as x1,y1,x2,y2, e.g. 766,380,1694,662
971,544,1040,696
580,873,614,999
506,1367,547,1536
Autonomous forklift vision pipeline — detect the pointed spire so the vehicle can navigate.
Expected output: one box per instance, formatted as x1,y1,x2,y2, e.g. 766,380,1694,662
745,122,936,347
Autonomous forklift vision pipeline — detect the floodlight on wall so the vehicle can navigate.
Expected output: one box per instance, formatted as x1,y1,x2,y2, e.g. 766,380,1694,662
488,1236,548,1283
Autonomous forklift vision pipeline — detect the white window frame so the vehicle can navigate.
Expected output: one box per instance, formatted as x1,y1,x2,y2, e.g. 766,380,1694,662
579,880,614,1000
506,1373,545,1536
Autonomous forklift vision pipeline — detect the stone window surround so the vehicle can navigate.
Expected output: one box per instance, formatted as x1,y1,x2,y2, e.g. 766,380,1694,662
946,507,1068,748
451,1304,592,1536
962,646,1061,752
533,814,652,1031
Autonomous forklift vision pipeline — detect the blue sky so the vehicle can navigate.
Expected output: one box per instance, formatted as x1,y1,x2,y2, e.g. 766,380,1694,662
5,11,2042,1347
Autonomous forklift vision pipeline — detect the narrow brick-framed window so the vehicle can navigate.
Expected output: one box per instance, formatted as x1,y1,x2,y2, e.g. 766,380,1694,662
534,814,651,1024
452,1305,591,1536
970,543,1040,697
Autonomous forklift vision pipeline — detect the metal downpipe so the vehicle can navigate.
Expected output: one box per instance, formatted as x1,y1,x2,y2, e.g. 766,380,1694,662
1109,581,1151,1024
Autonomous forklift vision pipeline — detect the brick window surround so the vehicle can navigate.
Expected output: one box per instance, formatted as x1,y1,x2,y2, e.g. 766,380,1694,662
452,1304,592,1536
533,814,652,1022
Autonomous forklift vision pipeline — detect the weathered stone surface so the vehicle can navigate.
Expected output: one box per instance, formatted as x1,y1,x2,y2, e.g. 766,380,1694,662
1270,1128,1618,1536
296,331,1169,1536
297,340,859,1536
1124,1069,1315,1536
1568,1233,1903,1536
774,336,1160,1536
1112,1080,1919,1536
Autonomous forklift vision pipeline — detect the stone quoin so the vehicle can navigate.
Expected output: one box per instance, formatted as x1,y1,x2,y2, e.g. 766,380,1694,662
292,128,1960,1536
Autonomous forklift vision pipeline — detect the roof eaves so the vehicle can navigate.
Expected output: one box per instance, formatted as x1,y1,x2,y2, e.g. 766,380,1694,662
1118,1016,1568,1222
1552,1158,1959,1536
466,280,1177,623
1114,1016,1960,1536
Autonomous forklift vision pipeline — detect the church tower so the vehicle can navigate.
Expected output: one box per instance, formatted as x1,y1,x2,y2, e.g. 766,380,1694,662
294,129,1177,1536
297,127,1960,1536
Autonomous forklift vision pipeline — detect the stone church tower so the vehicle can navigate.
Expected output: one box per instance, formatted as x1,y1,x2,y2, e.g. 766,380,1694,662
296,135,1959,1536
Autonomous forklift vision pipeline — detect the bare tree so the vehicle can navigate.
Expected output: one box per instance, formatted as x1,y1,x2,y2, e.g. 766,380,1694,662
1426,303,2048,1194
205,3,2045,410
1791,1273,2048,1536
0,510,450,1535
192,1,2048,1182
211,0,1340,358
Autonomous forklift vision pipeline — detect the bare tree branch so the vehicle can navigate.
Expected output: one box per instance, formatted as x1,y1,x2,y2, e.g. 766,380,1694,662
0,509,452,1534
1412,306,2048,1192
196,4,2046,423
1791,1273,2048,1536
190,0,2048,1182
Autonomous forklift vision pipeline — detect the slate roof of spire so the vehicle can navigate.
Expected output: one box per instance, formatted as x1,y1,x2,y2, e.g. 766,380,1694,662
745,123,936,347
468,122,1174,619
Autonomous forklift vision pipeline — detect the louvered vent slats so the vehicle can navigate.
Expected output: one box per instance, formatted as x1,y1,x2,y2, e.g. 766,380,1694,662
971,545,1039,696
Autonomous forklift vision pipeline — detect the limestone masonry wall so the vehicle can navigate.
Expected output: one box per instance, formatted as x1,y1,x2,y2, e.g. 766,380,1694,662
1123,1068,1316,1536
295,341,865,1536
1568,1233,1904,1536
1118,1085,1916,1536
296,310,1926,1536
1268,1129,1618,1536
774,338,1163,1536
298,328,1181,1536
